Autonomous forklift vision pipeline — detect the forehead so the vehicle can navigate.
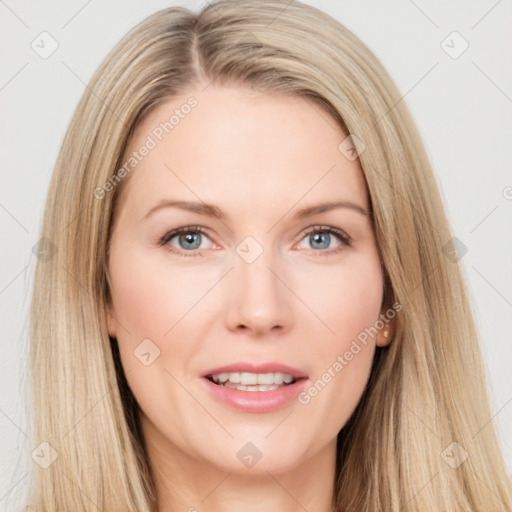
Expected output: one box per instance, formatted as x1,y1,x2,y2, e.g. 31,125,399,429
117,84,369,216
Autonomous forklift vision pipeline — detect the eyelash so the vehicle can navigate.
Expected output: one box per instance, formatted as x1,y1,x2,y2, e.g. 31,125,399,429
158,225,351,258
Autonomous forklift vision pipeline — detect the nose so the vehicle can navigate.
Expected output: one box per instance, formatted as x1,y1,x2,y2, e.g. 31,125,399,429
223,246,294,337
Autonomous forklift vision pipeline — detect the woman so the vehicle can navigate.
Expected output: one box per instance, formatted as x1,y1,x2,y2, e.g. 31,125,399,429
27,0,512,510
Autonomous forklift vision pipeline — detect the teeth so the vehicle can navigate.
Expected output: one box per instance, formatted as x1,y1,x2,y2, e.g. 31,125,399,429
222,381,281,392
210,371,296,387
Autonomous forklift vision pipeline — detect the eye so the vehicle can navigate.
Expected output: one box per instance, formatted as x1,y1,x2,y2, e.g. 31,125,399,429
159,224,351,258
296,225,351,255
159,226,214,257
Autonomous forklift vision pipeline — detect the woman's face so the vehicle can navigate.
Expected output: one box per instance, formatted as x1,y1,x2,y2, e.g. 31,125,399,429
107,84,391,475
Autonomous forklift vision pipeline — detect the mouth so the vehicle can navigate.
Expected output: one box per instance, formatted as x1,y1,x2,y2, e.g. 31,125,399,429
205,371,303,392
201,362,308,392
201,366,309,413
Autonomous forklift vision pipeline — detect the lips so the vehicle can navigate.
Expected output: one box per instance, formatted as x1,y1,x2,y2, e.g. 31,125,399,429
201,367,309,413
200,362,309,412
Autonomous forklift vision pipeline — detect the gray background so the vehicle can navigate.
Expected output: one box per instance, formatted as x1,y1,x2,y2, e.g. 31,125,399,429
1,1,511,509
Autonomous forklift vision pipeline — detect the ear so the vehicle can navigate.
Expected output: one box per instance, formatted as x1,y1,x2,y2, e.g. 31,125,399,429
375,307,396,348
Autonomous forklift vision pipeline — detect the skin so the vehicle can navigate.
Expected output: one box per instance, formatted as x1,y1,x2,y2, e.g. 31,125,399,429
107,84,394,512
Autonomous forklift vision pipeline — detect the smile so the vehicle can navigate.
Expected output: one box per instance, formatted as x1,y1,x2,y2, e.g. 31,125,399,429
207,371,296,391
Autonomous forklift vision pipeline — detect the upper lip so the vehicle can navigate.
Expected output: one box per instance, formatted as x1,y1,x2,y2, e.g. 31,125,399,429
201,362,308,379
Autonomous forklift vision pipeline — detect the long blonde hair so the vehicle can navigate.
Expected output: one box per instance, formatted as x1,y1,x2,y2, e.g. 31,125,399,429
27,1,512,510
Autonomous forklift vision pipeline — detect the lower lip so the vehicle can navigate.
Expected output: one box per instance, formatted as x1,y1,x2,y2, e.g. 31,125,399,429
201,377,308,413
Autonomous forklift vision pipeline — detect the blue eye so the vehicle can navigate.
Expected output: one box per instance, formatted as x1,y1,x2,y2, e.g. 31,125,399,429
298,226,351,255
175,232,202,250
160,226,212,257
159,225,351,258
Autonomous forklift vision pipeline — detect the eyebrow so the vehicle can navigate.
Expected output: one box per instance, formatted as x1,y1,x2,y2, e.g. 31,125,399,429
142,199,370,221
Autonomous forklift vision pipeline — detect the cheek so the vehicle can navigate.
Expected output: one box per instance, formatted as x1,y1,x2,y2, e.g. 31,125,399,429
294,252,383,343
108,248,182,371
293,252,383,416
108,247,202,422
109,248,213,338
108,245,224,378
